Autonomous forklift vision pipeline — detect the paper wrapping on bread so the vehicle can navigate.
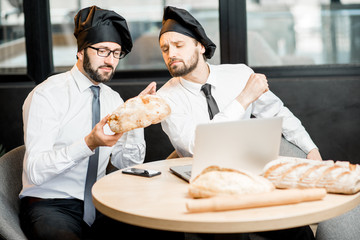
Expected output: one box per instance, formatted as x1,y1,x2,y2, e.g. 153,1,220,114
188,166,275,198
262,157,360,194
108,94,171,133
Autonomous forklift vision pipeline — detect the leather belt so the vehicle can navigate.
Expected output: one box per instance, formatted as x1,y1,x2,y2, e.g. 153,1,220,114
21,196,46,206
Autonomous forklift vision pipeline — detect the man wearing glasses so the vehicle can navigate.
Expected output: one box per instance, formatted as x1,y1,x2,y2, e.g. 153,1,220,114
19,6,180,240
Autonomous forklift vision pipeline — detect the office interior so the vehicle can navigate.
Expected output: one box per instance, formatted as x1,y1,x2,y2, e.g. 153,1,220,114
0,0,359,164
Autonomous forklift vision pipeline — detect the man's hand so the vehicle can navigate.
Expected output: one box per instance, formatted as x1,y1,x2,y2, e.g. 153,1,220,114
307,148,322,161
139,81,157,96
85,115,123,151
236,73,269,110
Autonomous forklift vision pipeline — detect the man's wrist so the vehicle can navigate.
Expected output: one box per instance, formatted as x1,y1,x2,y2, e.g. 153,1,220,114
236,93,251,110
84,135,97,151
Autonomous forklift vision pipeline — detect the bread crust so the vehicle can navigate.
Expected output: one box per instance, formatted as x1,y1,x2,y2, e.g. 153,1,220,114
108,95,171,133
189,165,275,198
262,157,360,194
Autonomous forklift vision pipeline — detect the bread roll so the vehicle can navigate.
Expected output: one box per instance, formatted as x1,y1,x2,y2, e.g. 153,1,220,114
189,166,275,198
108,94,171,133
262,157,360,194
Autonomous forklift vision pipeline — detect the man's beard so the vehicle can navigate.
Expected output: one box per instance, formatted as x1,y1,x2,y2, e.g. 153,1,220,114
83,50,115,83
168,49,199,77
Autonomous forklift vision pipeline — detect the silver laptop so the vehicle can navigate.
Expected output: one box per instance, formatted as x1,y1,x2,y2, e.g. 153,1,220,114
169,117,283,182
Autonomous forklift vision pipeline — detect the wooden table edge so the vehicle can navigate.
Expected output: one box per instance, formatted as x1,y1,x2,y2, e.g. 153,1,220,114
92,158,360,233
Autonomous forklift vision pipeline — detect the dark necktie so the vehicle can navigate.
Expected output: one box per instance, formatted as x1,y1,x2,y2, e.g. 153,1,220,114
201,83,219,120
83,85,100,226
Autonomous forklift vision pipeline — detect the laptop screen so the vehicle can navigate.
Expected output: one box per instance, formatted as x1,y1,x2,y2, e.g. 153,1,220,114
169,117,283,182
190,117,282,181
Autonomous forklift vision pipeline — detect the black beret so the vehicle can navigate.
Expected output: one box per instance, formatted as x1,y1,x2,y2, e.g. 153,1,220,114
159,6,216,59
74,6,132,56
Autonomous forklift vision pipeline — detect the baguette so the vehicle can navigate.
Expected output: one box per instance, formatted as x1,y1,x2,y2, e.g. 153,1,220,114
262,157,360,194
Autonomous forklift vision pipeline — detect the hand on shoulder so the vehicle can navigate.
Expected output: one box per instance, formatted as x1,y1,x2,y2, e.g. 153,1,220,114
236,73,269,110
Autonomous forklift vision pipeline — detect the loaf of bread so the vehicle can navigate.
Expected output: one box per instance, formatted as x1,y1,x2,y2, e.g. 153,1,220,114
262,157,360,194
108,94,171,133
189,165,275,198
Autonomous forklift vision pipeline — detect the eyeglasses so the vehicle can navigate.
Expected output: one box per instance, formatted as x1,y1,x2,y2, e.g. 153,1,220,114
88,46,126,59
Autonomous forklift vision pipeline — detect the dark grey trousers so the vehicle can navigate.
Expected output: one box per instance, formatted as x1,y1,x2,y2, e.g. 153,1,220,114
19,197,184,240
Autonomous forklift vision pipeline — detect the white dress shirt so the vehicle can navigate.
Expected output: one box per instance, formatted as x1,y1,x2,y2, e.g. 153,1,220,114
20,65,145,200
157,63,317,157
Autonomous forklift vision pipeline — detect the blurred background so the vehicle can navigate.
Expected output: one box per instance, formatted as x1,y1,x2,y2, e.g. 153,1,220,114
1,0,359,73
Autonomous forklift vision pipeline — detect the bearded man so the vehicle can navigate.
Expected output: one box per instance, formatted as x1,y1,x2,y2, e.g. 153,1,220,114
18,6,176,240
157,6,321,160
157,6,321,240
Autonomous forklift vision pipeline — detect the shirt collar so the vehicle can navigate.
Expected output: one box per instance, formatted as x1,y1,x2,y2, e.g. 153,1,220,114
70,65,103,93
179,77,202,95
206,63,218,88
179,63,217,95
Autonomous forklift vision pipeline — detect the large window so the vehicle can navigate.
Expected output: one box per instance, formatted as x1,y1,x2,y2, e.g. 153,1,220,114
247,0,360,67
49,0,220,72
1,0,358,79
0,0,26,74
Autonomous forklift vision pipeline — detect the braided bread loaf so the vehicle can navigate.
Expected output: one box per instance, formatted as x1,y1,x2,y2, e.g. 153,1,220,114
262,157,360,194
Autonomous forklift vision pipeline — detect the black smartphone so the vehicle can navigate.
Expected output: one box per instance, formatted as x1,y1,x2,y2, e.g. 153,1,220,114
122,168,161,177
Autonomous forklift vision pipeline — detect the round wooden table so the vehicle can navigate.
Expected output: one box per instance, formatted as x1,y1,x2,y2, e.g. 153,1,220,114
92,158,360,233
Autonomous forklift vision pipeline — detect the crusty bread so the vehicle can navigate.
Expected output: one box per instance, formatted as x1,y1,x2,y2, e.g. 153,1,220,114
188,166,275,198
108,94,171,133
262,157,360,194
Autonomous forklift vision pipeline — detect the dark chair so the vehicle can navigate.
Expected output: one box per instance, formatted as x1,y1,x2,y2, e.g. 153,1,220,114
279,136,306,158
0,145,27,240
0,145,120,240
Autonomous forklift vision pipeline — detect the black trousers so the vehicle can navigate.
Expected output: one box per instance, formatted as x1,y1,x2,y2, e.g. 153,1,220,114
20,197,314,240
19,197,184,240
